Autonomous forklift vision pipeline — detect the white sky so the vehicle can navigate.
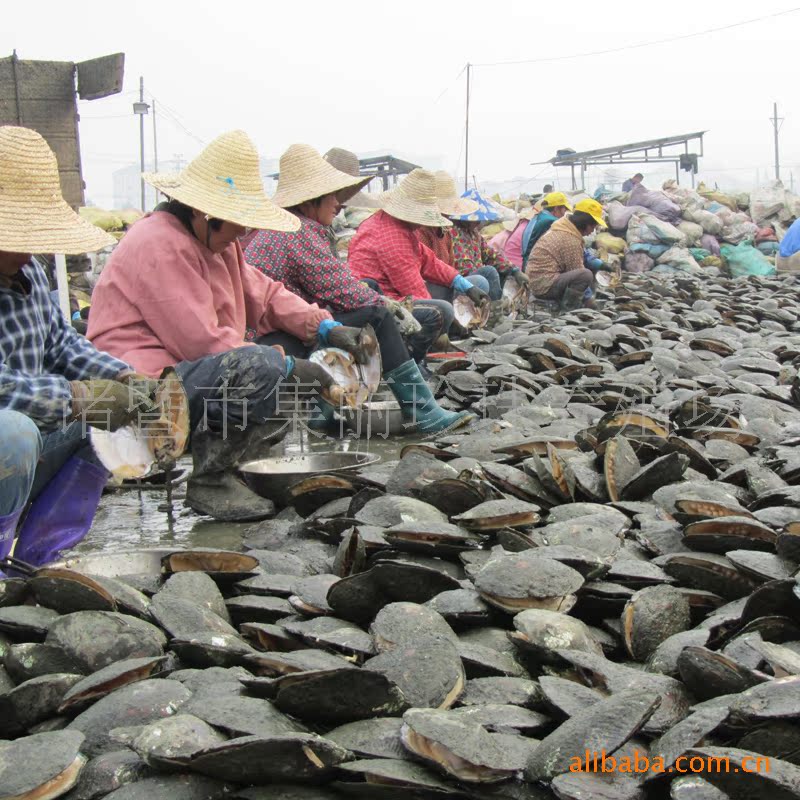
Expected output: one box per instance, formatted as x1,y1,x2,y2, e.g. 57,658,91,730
3,0,800,205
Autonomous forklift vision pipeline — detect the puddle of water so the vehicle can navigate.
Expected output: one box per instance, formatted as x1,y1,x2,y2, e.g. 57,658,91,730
75,426,417,556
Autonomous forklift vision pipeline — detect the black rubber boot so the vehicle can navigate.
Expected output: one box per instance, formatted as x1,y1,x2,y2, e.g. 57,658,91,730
559,287,586,312
185,423,285,522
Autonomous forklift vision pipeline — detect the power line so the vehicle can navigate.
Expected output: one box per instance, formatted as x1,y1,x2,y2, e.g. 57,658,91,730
146,91,206,146
432,63,468,105
473,6,800,67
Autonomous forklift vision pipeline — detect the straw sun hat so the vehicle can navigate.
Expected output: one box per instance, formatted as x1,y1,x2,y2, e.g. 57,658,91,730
323,148,381,209
273,144,372,209
434,171,479,217
381,169,452,228
502,206,535,232
0,126,115,254
144,130,298,231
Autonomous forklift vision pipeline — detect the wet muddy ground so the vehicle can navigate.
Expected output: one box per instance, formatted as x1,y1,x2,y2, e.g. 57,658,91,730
76,430,407,555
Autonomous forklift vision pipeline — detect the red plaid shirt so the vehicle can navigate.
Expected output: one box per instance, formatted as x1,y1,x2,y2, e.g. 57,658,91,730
349,211,459,300
245,215,381,313
451,225,514,275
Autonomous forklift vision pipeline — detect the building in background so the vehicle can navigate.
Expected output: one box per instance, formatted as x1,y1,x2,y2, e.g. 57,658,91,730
0,50,124,208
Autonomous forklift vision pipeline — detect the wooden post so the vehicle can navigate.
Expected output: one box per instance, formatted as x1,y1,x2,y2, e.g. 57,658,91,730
55,254,70,321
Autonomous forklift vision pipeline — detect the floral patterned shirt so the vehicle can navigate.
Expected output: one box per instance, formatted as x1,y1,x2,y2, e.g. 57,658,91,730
245,214,381,313
451,225,515,276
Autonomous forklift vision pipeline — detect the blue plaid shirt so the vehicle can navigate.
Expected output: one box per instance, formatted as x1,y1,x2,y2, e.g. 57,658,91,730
0,259,129,430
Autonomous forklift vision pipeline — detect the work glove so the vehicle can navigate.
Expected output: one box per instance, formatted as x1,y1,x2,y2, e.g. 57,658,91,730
328,325,377,366
465,284,489,308
70,379,154,431
509,268,529,288
597,262,614,272
383,297,422,336
115,370,160,401
583,249,606,272
285,358,346,406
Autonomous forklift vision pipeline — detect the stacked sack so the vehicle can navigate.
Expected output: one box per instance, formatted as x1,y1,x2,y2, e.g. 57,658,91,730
604,178,800,279
331,207,379,257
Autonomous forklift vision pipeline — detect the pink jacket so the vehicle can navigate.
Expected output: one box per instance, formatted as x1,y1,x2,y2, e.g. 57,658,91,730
489,220,527,269
88,212,331,377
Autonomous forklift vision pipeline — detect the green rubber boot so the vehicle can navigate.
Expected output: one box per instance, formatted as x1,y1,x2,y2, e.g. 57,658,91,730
386,359,474,434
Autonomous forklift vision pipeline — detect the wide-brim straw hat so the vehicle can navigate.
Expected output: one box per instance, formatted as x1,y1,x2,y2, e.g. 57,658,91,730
0,126,116,254
382,169,452,228
144,130,298,231
273,144,372,209
502,206,535,231
434,171,479,217
323,147,381,209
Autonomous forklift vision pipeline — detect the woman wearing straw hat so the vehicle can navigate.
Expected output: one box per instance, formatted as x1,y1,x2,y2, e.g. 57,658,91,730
447,188,529,304
246,144,472,434
89,131,363,523
322,147,382,210
0,126,158,568
349,169,490,339
322,150,451,369
414,171,475,267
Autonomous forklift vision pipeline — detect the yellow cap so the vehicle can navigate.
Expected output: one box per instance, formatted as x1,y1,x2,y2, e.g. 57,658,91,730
574,198,607,228
542,192,572,210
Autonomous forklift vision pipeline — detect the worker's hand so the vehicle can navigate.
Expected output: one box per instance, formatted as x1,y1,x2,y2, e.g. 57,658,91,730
329,325,377,365
465,285,489,308
509,268,529,288
598,262,614,272
115,370,160,401
383,297,422,336
70,379,154,431
285,359,346,406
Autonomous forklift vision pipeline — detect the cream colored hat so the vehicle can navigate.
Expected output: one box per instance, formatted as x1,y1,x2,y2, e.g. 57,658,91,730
0,126,115,254
273,144,372,209
502,207,535,232
382,169,452,228
434,171,479,217
144,130,298,231
323,147,381,209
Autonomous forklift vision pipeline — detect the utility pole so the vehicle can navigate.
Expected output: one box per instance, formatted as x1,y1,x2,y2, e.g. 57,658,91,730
464,63,471,192
771,102,783,181
132,76,150,211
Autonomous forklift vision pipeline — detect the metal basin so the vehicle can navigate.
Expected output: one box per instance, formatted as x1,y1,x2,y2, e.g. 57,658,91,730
46,548,176,578
239,451,381,502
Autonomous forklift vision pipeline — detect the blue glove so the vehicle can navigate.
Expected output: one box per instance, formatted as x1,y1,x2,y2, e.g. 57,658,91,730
317,319,343,345
584,249,605,272
284,355,295,377
583,287,594,301
451,274,473,294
